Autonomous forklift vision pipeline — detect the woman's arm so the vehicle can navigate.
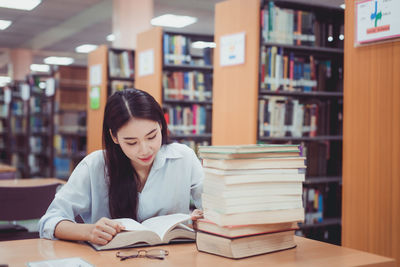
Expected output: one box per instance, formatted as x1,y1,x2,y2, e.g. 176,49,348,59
39,152,111,241
54,217,124,245
189,149,204,209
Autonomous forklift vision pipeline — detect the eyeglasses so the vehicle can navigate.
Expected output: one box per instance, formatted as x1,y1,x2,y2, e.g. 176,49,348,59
116,249,169,261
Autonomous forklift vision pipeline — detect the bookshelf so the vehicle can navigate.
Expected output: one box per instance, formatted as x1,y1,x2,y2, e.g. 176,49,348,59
53,66,87,179
9,81,30,177
136,27,214,151
259,0,344,245
213,0,344,245
0,86,11,164
87,46,135,153
26,74,55,178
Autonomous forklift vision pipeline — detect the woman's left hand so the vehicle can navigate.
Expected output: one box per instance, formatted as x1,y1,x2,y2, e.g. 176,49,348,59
191,209,204,221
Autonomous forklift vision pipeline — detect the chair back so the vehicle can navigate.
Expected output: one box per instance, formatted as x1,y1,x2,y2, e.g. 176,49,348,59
0,172,16,180
0,183,60,221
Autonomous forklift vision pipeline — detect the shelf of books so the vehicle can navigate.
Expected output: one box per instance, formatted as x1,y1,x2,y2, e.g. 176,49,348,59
87,46,135,153
136,28,214,153
0,86,11,164
258,0,344,245
26,74,55,177
212,0,343,245
108,48,135,95
53,66,87,179
9,81,30,177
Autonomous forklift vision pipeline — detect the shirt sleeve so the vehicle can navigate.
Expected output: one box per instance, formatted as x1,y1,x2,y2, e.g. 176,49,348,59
38,160,93,240
189,149,204,209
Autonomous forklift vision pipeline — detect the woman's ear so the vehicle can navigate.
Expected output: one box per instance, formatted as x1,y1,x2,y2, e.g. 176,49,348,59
109,129,119,144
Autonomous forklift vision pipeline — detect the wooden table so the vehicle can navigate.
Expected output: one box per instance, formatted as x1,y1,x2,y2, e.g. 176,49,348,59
0,236,395,267
0,178,66,187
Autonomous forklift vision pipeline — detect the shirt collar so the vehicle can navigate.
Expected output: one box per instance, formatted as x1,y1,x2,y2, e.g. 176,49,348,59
152,144,184,170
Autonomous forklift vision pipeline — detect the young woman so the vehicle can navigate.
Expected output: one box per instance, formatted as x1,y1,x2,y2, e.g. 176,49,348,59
39,89,204,245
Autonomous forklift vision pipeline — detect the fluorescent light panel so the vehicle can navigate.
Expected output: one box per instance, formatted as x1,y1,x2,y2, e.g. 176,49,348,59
44,56,74,65
191,41,216,49
75,44,98,53
0,0,42,10
30,64,50,72
0,76,11,86
151,14,197,28
0,19,11,30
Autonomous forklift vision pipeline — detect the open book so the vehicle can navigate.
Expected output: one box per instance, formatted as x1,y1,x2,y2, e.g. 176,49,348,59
89,213,195,250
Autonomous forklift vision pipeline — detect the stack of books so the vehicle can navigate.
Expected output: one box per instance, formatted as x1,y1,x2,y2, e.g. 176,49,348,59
196,144,306,259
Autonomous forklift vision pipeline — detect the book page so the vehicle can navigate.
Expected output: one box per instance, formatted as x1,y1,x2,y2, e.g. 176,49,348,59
113,218,150,231
141,213,191,241
28,257,93,267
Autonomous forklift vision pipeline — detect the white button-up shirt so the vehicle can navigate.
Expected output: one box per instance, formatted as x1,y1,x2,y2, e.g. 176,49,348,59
39,143,204,239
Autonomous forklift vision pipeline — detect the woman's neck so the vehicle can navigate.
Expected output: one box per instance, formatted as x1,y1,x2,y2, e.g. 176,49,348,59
132,163,152,192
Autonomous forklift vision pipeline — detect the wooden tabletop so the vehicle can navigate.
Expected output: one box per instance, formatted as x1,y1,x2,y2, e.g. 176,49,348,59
0,236,395,267
0,178,66,187
0,163,16,173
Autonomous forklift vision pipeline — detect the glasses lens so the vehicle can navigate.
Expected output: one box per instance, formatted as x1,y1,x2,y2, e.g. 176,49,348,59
116,249,169,260
116,251,139,260
146,249,169,259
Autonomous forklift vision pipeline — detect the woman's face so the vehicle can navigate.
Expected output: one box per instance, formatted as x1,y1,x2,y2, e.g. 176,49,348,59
111,117,162,170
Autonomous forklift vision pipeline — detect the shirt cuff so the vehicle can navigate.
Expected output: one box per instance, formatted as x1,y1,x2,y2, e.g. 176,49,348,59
40,216,74,240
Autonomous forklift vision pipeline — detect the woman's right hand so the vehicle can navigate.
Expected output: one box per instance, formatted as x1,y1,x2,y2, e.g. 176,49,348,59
88,217,125,245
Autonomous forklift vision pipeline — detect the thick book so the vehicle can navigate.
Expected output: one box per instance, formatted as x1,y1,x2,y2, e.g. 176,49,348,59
203,181,303,198
202,197,303,214
204,167,305,176
196,230,296,259
202,157,306,170
197,219,298,238
89,213,195,251
204,208,304,226
204,167,305,185
198,144,300,154
199,151,300,160
202,193,303,207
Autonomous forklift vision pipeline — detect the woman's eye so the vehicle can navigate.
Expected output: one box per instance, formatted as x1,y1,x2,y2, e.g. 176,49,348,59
126,142,137,146
148,134,156,140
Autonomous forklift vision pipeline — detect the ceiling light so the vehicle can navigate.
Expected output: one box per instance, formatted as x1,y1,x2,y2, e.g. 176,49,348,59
0,0,42,10
30,64,50,72
151,14,197,28
191,41,216,49
107,34,115,42
340,4,345,9
0,76,11,86
339,34,344,40
75,44,98,53
44,56,74,65
0,19,11,30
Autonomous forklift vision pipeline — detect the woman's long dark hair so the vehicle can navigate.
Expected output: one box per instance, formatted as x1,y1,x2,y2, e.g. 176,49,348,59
103,88,169,220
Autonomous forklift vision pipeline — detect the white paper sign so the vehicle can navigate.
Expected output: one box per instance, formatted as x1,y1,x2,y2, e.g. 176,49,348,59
4,87,11,104
20,83,30,101
45,78,55,96
90,64,102,86
220,32,246,67
138,49,154,77
356,0,400,45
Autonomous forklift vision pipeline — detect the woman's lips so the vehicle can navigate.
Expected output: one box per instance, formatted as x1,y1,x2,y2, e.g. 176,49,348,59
139,155,153,162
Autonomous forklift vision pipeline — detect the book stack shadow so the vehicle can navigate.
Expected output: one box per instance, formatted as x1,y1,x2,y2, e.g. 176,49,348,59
196,144,306,259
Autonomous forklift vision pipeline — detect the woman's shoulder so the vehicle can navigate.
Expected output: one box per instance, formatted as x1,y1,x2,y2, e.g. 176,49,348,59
163,142,195,157
80,150,105,166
